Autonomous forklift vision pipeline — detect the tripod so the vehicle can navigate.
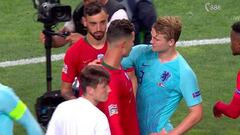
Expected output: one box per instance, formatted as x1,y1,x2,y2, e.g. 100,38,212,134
35,23,65,131
43,23,54,92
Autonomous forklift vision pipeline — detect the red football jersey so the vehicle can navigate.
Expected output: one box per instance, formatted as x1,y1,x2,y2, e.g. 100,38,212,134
62,38,107,83
97,67,140,135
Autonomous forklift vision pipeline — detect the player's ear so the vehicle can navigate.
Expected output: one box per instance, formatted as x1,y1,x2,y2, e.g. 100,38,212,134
86,86,94,95
168,39,176,46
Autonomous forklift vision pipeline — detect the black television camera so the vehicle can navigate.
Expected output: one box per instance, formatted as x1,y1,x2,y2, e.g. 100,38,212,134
32,0,71,25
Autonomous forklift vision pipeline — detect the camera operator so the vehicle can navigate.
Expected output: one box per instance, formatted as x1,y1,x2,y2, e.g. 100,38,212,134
40,0,128,48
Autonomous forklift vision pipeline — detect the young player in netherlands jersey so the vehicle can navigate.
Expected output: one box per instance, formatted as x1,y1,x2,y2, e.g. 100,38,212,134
122,16,203,135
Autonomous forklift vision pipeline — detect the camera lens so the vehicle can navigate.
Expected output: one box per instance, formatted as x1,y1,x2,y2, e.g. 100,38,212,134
52,5,71,22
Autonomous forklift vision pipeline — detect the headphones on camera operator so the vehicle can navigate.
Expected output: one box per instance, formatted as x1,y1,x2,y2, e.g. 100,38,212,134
32,0,71,131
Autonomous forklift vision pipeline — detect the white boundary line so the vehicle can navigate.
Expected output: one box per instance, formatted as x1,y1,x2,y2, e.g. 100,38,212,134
0,37,230,68
176,37,230,47
0,54,65,68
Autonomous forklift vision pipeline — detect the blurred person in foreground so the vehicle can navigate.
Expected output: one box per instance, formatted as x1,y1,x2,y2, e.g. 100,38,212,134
0,83,43,135
46,65,111,135
213,21,240,119
97,19,140,135
121,16,203,135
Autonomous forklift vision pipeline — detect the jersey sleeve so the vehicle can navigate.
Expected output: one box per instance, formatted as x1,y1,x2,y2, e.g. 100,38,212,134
98,79,124,135
61,48,79,83
180,68,202,107
121,45,143,70
18,109,44,135
0,86,19,113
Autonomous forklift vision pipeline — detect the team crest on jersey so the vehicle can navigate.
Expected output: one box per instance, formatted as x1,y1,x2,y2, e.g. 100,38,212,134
158,71,171,87
62,64,68,74
108,104,118,116
192,91,201,98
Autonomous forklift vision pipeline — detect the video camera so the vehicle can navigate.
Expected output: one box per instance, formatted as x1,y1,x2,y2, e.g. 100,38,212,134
32,0,71,25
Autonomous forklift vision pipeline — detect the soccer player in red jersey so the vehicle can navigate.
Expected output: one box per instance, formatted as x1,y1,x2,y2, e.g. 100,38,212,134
97,19,140,135
61,2,108,100
213,21,240,119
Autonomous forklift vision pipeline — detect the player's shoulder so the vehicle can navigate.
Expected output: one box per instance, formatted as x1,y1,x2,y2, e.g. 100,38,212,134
0,83,17,103
177,54,196,76
130,44,153,59
0,84,15,97
66,38,86,54
55,99,76,111
132,44,152,53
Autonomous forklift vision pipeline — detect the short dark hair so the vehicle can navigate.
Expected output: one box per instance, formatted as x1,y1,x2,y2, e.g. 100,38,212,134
232,21,240,33
84,1,107,17
107,19,135,44
80,65,110,94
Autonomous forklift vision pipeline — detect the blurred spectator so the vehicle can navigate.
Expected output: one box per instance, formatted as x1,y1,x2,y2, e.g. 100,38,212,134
117,0,157,44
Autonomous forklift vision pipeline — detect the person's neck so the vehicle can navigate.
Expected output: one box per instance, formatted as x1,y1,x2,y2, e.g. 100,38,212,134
82,95,98,106
158,49,178,63
86,34,106,49
102,48,122,70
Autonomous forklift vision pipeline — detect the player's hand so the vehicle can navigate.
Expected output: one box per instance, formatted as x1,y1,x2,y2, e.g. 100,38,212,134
66,33,84,45
88,59,102,66
213,101,224,118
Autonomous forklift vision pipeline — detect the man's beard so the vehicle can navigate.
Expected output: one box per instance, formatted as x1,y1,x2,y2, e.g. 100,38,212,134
90,31,105,40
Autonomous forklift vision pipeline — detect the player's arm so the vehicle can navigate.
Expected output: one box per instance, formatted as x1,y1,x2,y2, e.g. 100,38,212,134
61,81,76,100
61,48,78,100
101,103,124,135
126,70,138,97
167,104,203,135
17,108,44,135
99,82,125,135
171,69,203,134
213,71,240,119
0,87,43,135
